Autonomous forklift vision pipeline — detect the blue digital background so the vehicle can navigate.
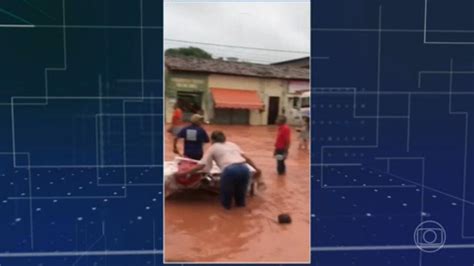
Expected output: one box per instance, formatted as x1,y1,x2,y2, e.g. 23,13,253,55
1,0,163,265
313,0,474,265
2,0,474,265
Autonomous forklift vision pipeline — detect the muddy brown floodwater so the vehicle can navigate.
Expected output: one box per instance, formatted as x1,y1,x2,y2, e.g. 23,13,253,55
164,124,310,263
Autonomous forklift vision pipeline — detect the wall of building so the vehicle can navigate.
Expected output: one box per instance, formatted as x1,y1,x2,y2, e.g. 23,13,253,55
208,74,288,125
164,70,292,126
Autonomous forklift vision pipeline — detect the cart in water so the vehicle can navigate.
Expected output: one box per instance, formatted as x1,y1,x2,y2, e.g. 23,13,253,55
164,156,258,198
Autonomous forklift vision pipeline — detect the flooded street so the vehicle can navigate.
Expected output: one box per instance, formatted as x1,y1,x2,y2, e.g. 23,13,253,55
164,125,310,263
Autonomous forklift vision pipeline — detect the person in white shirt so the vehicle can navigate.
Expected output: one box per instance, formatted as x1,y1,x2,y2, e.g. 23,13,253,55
174,130,262,209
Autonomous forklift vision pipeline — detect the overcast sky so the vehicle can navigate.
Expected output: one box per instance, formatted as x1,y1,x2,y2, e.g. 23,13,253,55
164,2,310,64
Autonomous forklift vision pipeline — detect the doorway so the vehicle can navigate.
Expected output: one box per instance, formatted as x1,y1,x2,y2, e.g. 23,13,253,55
267,96,280,125
176,91,202,122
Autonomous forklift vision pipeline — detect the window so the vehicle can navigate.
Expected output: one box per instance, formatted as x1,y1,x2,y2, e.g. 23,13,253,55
292,97,299,108
301,97,310,108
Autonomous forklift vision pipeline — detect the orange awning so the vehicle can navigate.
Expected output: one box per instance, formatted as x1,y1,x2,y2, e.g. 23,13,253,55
211,88,264,110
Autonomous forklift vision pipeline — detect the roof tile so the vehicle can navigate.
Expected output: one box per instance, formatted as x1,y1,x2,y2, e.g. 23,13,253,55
165,56,309,80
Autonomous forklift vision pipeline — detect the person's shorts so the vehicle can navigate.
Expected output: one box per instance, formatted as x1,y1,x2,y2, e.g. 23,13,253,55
171,126,182,136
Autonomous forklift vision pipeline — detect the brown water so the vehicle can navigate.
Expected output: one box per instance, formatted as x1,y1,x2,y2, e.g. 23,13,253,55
164,125,310,263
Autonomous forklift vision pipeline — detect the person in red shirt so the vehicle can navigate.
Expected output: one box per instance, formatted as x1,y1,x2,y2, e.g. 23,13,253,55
274,115,291,175
169,102,184,136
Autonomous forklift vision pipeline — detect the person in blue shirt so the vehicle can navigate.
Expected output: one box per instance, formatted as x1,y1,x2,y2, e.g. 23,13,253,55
173,114,210,160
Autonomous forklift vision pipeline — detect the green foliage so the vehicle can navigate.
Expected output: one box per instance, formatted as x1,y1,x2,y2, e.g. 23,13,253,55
165,47,212,59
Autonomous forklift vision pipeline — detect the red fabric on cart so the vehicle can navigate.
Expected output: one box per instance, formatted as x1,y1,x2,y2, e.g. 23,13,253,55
175,160,202,186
